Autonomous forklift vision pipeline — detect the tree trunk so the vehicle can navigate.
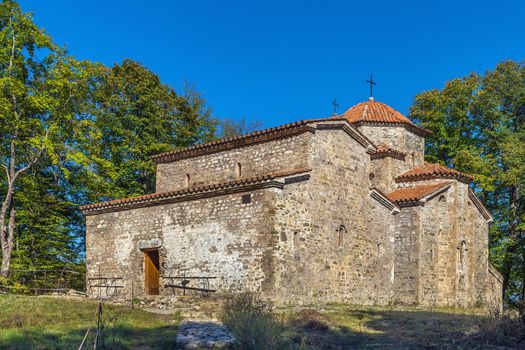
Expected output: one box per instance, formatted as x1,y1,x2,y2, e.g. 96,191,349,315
521,246,525,302
0,205,15,278
501,186,519,301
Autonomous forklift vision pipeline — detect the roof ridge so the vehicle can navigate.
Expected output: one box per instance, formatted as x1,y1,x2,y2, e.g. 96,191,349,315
395,162,474,184
151,117,377,164
371,144,407,160
387,181,453,206
150,120,313,163
341,100,431,136
80,168,311,215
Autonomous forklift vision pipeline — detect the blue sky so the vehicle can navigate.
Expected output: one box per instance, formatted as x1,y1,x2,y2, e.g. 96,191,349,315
19,0,525,128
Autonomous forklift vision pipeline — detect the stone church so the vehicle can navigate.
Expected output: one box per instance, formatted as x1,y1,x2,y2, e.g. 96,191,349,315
81,98,502,307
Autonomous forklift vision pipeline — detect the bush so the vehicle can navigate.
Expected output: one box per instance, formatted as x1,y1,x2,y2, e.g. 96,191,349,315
0,276,30,294
220,292,284,350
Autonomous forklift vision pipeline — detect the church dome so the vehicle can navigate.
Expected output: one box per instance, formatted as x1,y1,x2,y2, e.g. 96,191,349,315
339,98,431,136
341,99,413,124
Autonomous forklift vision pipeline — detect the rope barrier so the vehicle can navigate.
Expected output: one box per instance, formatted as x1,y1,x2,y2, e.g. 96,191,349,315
77,325,92,350
77,299,135,349
77,302,104,350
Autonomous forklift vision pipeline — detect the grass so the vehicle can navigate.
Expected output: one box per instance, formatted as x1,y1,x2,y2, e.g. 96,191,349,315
279,305,524,349
0,295,180,350
1,294,523,349
220,293,523,349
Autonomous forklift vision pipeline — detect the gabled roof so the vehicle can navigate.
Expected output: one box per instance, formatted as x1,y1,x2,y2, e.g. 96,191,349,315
81,168,311,215
151,121,314,164
339,99,431,137
387,182,453,206
370,144,407,160
150,118,376,164
395,162,474,184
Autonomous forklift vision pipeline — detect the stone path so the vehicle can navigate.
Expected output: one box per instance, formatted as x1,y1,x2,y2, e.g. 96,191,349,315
176,320,235,349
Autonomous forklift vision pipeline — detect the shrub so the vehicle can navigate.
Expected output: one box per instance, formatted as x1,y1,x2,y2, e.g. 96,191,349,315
0,276,30,294
220,292,284,350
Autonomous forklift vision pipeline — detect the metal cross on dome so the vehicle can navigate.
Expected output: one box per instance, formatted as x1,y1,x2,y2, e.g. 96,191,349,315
366,74,376,99
332,98,339,115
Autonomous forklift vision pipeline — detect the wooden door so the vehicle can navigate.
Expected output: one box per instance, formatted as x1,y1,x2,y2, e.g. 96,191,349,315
144,249,160,295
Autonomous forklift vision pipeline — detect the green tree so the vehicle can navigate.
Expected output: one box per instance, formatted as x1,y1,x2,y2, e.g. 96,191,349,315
0,0,97,277
0,1,219,284
410,60,525,303
87,60,217,199
220,116,262,138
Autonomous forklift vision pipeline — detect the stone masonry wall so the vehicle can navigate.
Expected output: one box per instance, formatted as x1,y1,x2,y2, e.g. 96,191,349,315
417,180,495,307
85,187,281,299
358,125,425,167
273,127,398,305
85,120,501,309
392,208,421,305
370,156,412,192
155,132,312,193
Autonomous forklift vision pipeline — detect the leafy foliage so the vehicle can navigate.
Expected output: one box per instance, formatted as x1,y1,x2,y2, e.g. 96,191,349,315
0,1,217,284
87,63,216,199
0,0,99,277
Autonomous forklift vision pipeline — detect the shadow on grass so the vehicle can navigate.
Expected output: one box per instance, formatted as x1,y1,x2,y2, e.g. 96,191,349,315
0,324,178,350
286,308,523,349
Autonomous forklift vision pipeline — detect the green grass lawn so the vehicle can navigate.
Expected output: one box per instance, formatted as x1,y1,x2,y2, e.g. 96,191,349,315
1,295,522,349
280,305,523,349
0,295,180,350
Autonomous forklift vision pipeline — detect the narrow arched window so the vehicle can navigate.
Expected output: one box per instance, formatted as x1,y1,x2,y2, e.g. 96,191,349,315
185,174,191,187
410,151,417,165
235,162,242,180
293,232,299,249
460,241,466,263
459,240,467,272
337,225,346,247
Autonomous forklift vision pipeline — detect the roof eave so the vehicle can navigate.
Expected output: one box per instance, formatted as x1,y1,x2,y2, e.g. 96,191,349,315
395,174,473,185
80,168,312,216
150,121,315,164
370,187,401,214
350,120,432,137
468,188,493,222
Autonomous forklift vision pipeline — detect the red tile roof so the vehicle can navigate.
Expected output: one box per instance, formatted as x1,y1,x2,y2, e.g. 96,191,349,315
151,118,377,164
371,144,407,160
151,121,314,164
395,162,474,184
387,182,452,205
80,168,311,215
339,99,431,136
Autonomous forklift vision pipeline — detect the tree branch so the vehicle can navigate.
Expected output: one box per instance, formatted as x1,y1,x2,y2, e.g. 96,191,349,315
11,129,49,183
1,163,9,182
7,15,16,75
